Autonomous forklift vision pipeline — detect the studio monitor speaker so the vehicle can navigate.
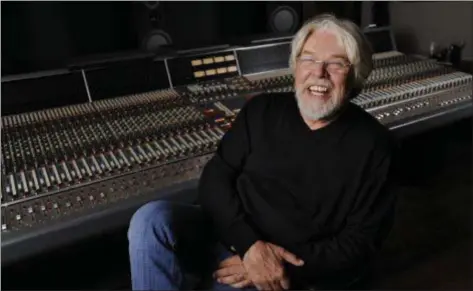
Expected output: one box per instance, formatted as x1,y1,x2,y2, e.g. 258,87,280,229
134,1,172,53
266,2,303,34
133,2,219,52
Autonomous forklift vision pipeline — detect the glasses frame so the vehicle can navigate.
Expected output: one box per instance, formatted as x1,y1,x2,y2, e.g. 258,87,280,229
296,55,352,74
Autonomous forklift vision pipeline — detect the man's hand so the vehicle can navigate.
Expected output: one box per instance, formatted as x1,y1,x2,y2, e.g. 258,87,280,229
242,241,304,290
213,255,253,289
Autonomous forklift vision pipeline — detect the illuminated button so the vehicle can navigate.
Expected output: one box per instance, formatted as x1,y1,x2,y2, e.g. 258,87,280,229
191,59,202,66
217,67,228,74
203,58,214,64
194,71,205,78
225,54,235,61
205,69,216,76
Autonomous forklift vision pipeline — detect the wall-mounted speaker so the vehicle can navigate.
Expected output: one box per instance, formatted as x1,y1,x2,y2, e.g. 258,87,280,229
266,2,303,34
268,5,300,33
135,1,172,53
132,1,219,52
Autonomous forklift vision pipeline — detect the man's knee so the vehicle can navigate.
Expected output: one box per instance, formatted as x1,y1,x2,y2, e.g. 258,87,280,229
128,200,176,248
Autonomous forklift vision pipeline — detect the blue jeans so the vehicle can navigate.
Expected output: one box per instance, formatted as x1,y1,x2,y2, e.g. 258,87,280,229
127,200,258,291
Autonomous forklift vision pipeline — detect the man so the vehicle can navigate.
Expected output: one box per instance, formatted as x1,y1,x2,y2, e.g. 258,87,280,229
128,14,398,290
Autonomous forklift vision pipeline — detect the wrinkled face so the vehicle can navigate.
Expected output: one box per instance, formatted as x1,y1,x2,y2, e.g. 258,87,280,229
294,29,352,121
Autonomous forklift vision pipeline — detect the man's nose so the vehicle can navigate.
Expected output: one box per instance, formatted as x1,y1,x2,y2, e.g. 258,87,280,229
310,62,327,78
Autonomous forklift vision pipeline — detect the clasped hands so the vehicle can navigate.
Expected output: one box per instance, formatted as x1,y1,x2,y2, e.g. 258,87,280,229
213,241,304,290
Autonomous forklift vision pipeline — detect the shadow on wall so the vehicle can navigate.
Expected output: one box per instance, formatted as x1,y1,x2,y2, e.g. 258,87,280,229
392,30,420,55
389,1,473,60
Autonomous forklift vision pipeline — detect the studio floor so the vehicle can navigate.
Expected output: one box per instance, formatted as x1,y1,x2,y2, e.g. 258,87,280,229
2,118,472,290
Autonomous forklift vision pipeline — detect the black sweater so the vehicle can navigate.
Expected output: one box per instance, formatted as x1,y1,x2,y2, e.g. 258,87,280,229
198,93,399,287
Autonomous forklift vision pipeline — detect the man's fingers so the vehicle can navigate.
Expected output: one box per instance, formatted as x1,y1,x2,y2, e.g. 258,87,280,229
270,281,283,291
280,249,304,266
280,277,290,290
217,274,245,285
218,255,241,267
254,283,266,290
254,281,274,291
269,243,304,266
230,279,252,289
214,265,244,279
254,281,280,291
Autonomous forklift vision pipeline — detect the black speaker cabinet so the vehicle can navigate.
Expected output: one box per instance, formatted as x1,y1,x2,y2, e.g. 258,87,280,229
266,2,303,34
132,1,220,52
133,1,172,53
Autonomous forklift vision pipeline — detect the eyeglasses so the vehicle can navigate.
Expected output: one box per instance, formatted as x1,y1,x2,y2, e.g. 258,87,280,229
297,55,351,74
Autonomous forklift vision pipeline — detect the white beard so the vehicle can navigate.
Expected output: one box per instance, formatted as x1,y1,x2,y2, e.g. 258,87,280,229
295,88,344,121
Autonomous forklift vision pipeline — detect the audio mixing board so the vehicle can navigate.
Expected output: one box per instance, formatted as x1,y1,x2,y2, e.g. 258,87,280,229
1,29,472,264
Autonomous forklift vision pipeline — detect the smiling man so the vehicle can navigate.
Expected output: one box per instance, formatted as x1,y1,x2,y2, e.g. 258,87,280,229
127,14,399,290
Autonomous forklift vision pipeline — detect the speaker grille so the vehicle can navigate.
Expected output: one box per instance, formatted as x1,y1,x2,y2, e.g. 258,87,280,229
142,29,172,53
269,6,299,33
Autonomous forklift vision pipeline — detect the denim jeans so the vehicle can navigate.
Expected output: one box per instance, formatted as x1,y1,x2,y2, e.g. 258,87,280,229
127,200,258,291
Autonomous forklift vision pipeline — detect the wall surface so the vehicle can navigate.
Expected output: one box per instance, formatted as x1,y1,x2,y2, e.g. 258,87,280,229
389,1,473,60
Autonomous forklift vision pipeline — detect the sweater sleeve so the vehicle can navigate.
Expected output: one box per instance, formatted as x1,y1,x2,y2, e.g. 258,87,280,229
286,143,399,284
197,97,263,258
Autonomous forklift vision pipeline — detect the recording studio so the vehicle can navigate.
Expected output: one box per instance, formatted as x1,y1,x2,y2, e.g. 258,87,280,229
1,1,472,289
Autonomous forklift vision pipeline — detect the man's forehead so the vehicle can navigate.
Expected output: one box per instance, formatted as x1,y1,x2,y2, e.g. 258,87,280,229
300,49,347,59
301,31,348,58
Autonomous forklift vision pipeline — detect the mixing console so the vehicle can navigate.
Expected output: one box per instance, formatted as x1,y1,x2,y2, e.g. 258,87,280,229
371,51,410,67
360,72,472,125
2,31,472,264
178,76,257,104
246,69,294,94
1,88,224,258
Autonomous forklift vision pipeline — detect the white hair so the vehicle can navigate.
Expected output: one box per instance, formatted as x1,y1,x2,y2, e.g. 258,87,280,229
289,14,373,93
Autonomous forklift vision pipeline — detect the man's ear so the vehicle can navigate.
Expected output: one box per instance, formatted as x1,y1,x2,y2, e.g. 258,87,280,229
346,69,361,100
